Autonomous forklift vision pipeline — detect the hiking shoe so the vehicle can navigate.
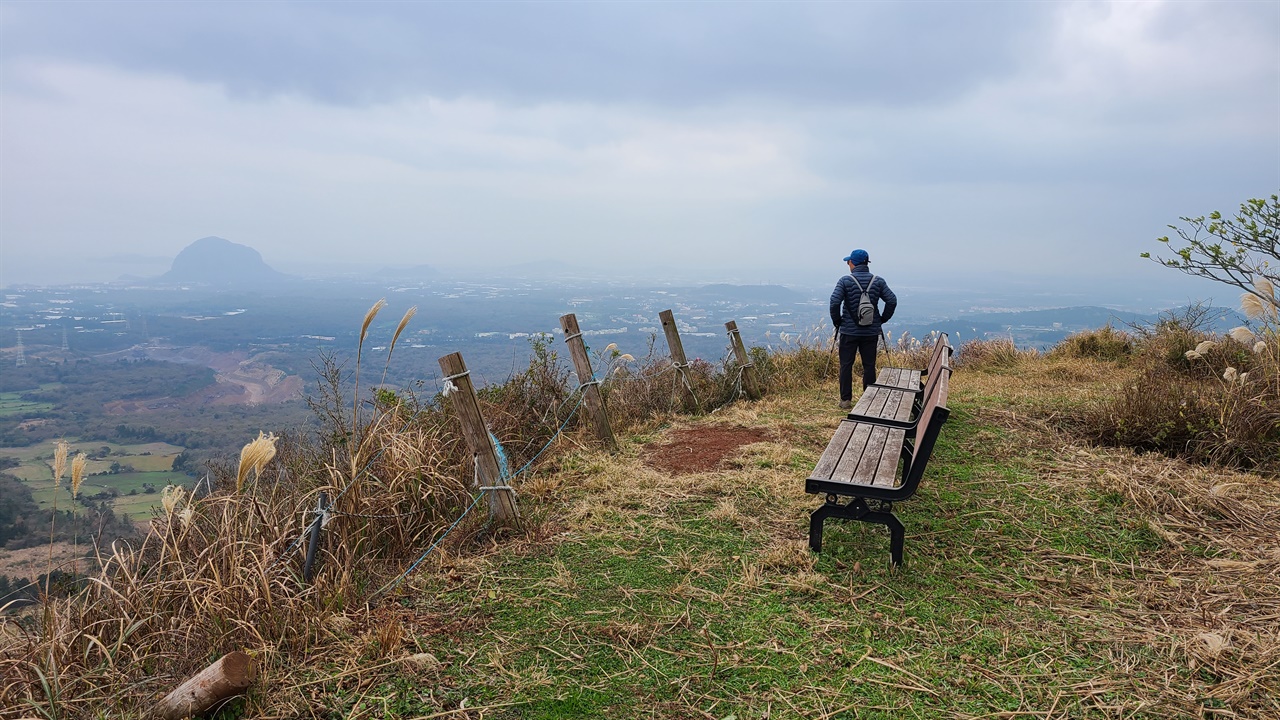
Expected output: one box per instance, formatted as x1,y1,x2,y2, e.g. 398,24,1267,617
838,400,852,410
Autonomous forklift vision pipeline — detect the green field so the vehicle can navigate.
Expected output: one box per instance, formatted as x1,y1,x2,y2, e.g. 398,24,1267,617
28,471,193,511
2,438,190,517
0,391,54,417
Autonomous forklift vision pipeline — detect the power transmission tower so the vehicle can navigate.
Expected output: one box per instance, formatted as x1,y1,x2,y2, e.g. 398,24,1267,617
15,330,26,367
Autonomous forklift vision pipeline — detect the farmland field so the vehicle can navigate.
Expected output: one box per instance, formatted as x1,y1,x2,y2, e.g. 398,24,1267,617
2,438,191,517
0,384,59,417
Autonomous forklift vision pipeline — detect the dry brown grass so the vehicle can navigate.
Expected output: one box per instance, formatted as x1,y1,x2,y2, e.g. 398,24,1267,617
1050,324,1135,361
955,337,1041,370
0,402,477,717
948,354,1280,715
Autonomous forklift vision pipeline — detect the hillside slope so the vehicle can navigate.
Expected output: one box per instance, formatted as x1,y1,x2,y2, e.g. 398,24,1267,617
261,359,1278,718
3,350,1276,719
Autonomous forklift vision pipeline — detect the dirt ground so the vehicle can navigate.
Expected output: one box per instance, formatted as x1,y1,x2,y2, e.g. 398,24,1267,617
642,425,773,475
0,541,82,581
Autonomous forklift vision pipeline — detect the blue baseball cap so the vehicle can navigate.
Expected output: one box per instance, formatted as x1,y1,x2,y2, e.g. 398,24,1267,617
843,249,869,264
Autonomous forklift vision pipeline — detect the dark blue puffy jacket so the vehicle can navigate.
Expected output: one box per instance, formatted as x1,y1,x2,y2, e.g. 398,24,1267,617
830,264,897,337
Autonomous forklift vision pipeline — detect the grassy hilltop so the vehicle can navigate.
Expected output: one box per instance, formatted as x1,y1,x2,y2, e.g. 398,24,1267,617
1,314,1277,719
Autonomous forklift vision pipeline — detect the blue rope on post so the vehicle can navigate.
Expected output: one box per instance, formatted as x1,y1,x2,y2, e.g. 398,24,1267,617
374,386,589,596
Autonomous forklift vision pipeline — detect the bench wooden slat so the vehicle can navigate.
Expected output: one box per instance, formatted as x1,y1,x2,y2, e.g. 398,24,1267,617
874,368,920,390
873,428,906,487
813,421,856,480
831,422,874,481
889,391,913,422
851,385,891,417
852,425,891,484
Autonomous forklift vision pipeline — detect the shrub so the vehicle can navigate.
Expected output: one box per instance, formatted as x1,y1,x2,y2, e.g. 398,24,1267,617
955,337,1037,370
1088,316,1280,473
1127,302,1219,369
1052,325,1133,361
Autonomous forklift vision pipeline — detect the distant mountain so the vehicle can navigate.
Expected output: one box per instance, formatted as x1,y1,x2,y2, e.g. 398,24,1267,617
159,237,288,286
690,284,804,304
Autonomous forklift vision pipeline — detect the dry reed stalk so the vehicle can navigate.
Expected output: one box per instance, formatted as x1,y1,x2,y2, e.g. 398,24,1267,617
380,305,417,388
68,451,87,577
353,297,387,436
46,439,70,588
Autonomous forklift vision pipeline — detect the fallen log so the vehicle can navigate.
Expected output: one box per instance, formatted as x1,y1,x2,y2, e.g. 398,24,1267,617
152,651,255,719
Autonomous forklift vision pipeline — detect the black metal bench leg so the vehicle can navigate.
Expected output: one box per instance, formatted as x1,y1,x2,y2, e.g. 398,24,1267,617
860,510,906,567
809,501,838,552
810,497,907,566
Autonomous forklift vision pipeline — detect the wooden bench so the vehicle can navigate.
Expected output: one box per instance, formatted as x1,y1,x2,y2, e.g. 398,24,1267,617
850,333,952,427
805,366,950,566
871,332,952,392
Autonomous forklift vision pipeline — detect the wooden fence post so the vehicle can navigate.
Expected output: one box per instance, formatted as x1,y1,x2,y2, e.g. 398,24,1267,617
152,651,255,720
559,314,618,452
725,320,761,400
658,309,699,411
438,352,519,523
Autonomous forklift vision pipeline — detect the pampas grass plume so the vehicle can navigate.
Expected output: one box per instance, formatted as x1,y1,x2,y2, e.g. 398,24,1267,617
1242,293,1267,320
379,306,418,388
1256,277,1276,302
70,452,87,498
360,298,387,350
353,298,388,433
1243,278,1278,319
389,306,417,357
161,484,185,515
236,431,278,492
52,440,68,489
1228,326,1254,344
1194,340,1217,354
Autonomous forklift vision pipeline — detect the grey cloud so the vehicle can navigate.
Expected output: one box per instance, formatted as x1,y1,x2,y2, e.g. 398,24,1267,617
2,1,1055,107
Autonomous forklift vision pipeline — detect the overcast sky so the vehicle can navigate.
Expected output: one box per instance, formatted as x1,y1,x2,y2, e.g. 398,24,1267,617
1,1,1277,299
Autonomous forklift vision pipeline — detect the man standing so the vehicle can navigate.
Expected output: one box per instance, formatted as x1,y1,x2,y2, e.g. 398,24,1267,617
830,248,897,410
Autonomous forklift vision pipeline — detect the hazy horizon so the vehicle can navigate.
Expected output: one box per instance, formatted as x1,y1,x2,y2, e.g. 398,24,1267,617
0,238,1244,318
2,2,1276,294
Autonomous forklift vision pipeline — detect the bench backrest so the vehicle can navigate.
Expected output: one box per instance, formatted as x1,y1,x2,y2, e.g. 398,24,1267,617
898,365,950,498
923,333,953,380
916,334,952,405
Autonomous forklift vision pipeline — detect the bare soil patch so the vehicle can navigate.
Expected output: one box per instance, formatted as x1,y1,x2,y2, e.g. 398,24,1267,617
642,425,772,475
0,542,81,579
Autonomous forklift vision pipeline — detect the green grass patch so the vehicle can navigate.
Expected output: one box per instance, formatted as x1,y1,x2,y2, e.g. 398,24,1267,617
0,392,54,417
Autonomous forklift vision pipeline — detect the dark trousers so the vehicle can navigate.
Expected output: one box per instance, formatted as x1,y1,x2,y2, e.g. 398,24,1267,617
838,333,879,401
